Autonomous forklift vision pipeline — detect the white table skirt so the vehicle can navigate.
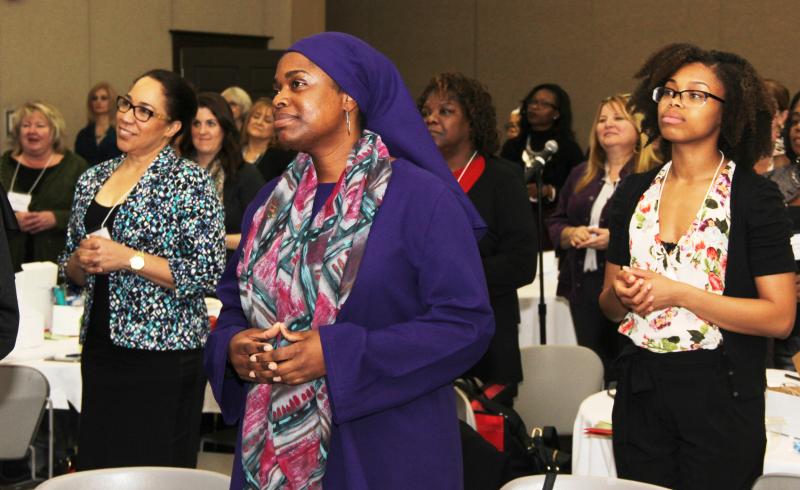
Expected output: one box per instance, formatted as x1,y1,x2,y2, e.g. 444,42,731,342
572,369,800,477
2,337,220,413
517,251,576,347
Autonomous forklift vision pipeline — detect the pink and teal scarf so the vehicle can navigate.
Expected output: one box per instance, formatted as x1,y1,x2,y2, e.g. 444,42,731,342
237,130,392,489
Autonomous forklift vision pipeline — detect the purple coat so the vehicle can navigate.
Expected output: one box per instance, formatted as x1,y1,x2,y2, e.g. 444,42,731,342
204,159,494,489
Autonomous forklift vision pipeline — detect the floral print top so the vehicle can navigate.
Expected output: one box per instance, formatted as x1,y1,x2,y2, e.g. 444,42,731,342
618,160,735,353
59,145,226,350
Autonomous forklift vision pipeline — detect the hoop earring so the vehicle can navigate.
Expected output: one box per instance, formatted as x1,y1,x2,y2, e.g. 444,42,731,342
345,110,351,135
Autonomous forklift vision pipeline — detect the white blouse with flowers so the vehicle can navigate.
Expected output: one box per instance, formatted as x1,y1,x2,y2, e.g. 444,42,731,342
618,160,735,353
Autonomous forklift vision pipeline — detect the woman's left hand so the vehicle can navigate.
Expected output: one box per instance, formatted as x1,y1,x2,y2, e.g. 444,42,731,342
16,211,57,234
576,226,610,250
77,236,133,274
625,267,687,315
251,324,326,385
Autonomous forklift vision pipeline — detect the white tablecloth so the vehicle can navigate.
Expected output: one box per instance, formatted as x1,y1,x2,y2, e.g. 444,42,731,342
517,251,576,347
572,369,800,477
2,337,220,413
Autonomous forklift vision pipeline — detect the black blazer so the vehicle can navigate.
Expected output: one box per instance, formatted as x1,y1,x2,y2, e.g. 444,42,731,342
465,155,538,384
0,187,19,359
74,123,122,167
607,164,795,399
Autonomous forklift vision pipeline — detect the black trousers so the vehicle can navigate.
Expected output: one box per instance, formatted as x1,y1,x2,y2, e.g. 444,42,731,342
612,345,765,490
78,337,206,470
568,270,624,384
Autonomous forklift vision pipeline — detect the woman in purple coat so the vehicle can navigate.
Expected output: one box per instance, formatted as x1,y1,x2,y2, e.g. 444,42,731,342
204,32,494,489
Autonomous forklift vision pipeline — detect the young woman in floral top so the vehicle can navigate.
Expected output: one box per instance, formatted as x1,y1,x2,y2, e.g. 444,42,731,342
599,44,796,489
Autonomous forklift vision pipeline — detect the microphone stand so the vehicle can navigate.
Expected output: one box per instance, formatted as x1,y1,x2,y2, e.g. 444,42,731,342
529,161,548,345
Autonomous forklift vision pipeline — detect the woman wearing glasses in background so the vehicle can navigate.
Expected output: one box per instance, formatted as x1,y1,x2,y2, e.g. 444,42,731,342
60,70,225,470
599,44,795,489
501,83,584,249
74,82,123,166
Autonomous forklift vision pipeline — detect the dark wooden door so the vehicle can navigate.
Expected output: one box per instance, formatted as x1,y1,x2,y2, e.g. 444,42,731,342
180,47,284,100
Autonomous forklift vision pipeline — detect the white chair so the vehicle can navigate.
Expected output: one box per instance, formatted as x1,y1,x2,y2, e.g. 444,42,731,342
501,474,670,489
0,364,53,482
752,473,800,490
515,345,604,435
454,385,477,430
35,466,231,490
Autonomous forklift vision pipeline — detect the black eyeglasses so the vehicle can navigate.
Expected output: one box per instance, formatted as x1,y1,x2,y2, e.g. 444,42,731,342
652,87,725,107
116,96,169,123
527,99,557,110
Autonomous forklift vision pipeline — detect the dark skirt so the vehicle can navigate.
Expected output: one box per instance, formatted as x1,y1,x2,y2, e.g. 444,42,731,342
77,335,205,470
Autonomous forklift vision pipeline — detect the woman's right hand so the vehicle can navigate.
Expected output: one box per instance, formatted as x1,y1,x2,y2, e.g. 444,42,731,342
612,266,651,314
228,324,281,383
569,226,593,248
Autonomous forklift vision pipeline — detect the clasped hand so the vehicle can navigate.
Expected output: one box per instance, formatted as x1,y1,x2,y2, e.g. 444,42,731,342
228,322,325,386
613,266,685,316
15,211,56,234
73,236,131,274
570,226,609,250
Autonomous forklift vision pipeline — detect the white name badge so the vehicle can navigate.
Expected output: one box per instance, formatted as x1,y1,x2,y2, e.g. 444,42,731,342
88,227,112,239
791,233,800,261
7,191,31,213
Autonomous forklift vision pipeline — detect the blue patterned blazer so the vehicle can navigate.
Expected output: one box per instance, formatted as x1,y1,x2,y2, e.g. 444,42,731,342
59,145,226,350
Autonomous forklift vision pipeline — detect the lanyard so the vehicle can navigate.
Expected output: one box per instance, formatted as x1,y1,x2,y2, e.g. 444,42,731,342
9,153,54,195
456,151,479,183
98,182,138,231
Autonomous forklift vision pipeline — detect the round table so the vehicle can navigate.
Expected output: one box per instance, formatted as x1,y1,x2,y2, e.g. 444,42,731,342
572,369,800,477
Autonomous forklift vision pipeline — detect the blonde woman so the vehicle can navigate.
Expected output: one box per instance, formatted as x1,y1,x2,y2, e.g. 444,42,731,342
75,82,123,166
221,86,252,132
547,94,658,382
0,101,87,270
241,97,297,182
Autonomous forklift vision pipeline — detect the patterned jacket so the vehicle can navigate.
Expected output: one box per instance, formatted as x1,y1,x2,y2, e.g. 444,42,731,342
59,145,225,350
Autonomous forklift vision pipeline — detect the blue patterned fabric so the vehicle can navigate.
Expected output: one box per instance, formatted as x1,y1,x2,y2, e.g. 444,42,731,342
59,145,226,350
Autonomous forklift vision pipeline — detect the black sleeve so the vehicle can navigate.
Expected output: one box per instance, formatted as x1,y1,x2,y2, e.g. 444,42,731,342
481,166,538,293
226,165,266,234
746,177,795,277
499,138,523,167
0,188,19,359
606,174,636,267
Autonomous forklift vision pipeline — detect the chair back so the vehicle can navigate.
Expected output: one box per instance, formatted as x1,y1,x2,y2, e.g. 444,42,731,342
0,365,49,459
454,385,476,430
515,345,603,434
752,473,800,490
35,466,231,490
500,474,670,489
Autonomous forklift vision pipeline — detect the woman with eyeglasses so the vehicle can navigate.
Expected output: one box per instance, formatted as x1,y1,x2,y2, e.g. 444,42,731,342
598,44,795,489
60,70,225,470
222,86,253,132
0,101,88,270
74,82,123,166
180,92,265,254
500,83,584,248
547,94,658,385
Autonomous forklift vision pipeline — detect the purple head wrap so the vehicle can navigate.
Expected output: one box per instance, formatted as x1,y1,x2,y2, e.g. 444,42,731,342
288,31,486,236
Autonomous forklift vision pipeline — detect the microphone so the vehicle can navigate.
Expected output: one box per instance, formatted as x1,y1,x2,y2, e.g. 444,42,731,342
525,139,559,182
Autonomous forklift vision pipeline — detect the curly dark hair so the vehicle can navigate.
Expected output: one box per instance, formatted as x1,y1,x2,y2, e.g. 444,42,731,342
417,73,499,156
179,91,243,178
782,91,800,162
630,43,773,167
518,83,576,142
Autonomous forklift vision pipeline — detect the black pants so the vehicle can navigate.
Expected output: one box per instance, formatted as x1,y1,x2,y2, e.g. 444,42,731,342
612,345,765,490
568,271,624,384
78,338,206,470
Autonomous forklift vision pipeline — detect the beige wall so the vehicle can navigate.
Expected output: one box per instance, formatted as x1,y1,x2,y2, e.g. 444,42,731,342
0,0,325,151
328,0,797,151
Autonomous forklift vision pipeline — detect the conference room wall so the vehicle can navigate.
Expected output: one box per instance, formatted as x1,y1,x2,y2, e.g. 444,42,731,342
328,0,796,152
0,0,324,150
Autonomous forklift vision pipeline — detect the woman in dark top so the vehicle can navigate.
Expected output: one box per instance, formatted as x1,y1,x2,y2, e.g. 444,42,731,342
240,97,297,183
74,82,123,166
598,44,795,490
419,72,537,397
180,92,264,254
501,83,584,249
548,93,658,383
0,187,18,359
